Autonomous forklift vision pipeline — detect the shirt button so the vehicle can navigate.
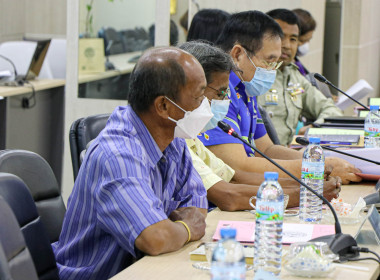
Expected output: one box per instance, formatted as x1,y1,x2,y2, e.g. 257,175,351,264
160,157,166,163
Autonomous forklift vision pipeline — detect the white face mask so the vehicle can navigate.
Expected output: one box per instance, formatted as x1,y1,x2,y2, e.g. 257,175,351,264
166,97,214,139
297,42,310,57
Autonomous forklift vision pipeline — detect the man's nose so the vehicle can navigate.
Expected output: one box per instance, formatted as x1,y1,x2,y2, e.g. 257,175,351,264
282,38,291,49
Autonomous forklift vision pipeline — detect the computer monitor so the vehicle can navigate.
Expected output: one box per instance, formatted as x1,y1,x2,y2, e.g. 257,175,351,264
23,39,51,80
0,39,50,86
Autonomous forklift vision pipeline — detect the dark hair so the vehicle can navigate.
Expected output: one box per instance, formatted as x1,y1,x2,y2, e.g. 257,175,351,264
266,9,301,34
149,20,179,46
127,48,187,113
178,41,235,83
187,9,230,44
216,10,283,55
292,8,316,36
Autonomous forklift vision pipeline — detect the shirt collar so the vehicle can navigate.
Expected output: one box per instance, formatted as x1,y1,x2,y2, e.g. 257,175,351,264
230,71,243,89
126,106,181,165
126,106,163,165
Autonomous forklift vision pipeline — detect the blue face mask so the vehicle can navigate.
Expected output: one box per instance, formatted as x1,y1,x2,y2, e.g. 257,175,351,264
241,50,277,97
202,99,230,131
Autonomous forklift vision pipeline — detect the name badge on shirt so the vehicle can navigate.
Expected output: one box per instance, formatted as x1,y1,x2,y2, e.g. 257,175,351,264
286,82,304,101
264,89,279,106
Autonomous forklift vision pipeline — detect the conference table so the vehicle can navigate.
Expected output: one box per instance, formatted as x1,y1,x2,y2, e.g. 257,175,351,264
111,183,380,280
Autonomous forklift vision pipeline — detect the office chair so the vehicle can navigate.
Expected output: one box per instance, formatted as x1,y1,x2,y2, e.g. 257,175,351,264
258,104,281,145
305,72,333,99
0,173,59,280
98,27,125,55
0,196,39,280
0,150,66,243
69,113,110,180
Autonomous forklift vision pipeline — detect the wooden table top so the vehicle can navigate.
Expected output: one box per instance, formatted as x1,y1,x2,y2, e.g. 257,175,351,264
111,183,380,280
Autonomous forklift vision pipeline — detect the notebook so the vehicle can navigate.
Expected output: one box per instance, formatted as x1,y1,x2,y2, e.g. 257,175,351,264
305,127,363,144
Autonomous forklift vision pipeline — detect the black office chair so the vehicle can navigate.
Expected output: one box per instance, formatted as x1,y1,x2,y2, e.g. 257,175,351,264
258,104,281,145
0,196,39,280
69,113,110,180
0,150,66,244
0,173,59,280
305,72,333,99
98,27,125,55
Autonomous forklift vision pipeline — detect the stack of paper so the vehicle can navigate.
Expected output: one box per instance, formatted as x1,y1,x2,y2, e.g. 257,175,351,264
336,79,373,111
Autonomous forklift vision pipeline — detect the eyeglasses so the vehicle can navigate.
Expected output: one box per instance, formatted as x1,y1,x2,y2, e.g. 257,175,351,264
206,86,230,100
241,46,283,71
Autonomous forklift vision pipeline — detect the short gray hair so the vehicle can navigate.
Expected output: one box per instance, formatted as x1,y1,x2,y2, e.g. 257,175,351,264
178,40,235,83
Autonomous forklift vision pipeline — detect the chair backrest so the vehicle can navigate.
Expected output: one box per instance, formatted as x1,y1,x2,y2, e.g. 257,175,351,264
69,114,110,180
258,104,281,145
98,27,125,55
0,196,39,280
305,72,333,99
0,150,66,243
0,173,59,280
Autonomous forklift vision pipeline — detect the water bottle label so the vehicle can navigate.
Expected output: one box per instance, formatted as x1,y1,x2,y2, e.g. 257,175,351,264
364,126,380,137
301,162,324,180
255,201,283,221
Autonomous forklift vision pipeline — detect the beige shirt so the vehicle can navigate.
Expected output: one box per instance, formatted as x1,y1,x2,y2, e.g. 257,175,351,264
257,63,342,145
185,138,235,190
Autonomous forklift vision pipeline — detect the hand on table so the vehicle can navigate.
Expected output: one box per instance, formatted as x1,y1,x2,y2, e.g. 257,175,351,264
298,124,313,135
323,173,342,201
326,157,362,185
169,207,206,241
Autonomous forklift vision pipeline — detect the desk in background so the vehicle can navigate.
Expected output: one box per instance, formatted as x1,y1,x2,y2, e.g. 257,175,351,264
0,79,65,184
111,184,380,280
77,52,140,100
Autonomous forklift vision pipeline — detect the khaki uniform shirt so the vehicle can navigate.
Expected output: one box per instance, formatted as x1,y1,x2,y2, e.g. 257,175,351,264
185,138,235,190
257,64,342,145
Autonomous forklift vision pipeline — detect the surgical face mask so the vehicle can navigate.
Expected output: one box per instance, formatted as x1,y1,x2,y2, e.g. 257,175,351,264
297,42,310,57
166,97,213,139
202,99,230,131
240,49,277,97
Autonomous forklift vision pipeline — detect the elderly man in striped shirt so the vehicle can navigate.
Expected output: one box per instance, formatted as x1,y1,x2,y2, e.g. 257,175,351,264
53,47,209,280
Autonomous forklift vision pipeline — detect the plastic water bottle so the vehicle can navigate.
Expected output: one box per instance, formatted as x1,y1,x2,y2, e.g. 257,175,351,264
364,105,380,148
253,172,284,276
211,228,246,280
299,137,324,222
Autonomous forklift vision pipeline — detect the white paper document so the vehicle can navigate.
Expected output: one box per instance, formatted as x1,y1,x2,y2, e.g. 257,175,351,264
324,148,380,175
336,79,373,110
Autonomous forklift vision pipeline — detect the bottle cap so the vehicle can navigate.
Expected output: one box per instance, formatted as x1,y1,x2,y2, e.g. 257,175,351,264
369,105,379,111
264,171,279,180
309,137,320,144
220,228,237,239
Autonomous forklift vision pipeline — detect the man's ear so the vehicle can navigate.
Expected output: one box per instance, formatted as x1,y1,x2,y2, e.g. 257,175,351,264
230,45,245,64
154,96,169,118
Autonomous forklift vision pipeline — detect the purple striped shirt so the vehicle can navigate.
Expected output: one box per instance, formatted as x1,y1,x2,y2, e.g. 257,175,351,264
53,105,208,280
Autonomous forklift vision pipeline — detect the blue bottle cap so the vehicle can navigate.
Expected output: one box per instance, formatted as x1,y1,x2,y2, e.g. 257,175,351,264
264,172,279,180
370,105,379,111
309,137,320,144
220,228,237,239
